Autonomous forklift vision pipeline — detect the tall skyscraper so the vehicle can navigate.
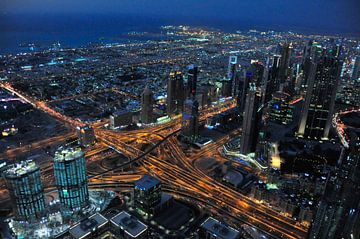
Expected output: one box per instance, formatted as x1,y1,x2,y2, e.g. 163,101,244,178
269,91,293,125
227,55,238,97
309,130,360,239
238,62,264,114
240,83,261,154
54,146,89,212
187,64,198,98
263,55,281,104
167,70,184,116
140,86,154,124
4,160,46,221
297,50,341,140
181,98,199,142
352,56,360,80
278,42,293,85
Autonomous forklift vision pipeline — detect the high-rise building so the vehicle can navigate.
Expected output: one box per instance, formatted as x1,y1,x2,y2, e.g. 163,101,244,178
351,56,360,80
54,147,89,212
77,125,96,147
308,130,360,239
238,62,264,113
227,55,238,97
278,42,293,85
269,91,293,125
240,83,261,154
140,86,154,124
297,50,341,140
167,70,184,116
134,174,161,215
181,98,199,142
4,160,46,221
263,55,281,104
186,65,198,98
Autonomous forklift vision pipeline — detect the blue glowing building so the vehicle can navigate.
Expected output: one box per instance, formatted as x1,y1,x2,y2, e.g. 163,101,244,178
4,160,46,221
54,147,89,212
134,174,161,215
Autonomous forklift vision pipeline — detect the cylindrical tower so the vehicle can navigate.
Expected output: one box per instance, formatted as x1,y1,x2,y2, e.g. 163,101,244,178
54,147,89,212
4,160,46,221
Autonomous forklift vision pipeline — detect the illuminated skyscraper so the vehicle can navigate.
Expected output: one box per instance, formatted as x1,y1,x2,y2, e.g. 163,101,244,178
297,51,341,140
181,98,199,142
278,42,293,85
134,174,161,215
167,70,184,116
227,55,238,97
240,83,261,154
269,91,293,125
263,55,281,104
238,62,264,114
352,56,360,80
187,65,198,98
140,86,154,124
309,130,360,239
54,147,89,212
4,160,46,221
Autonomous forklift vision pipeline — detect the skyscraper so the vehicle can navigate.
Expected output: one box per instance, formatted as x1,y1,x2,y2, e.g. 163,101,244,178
54,146,89,212
308,130,360,239
263,55,281,104
352,56,360,80
134,174,162,215
278,42,293,85
167,70,184,116
240,83,261,154
4,160,46,221
187,65,198,98
238,62,264,114
297,50,341,140
140,86,154,124
269,91,293,125
181,98,199,142
227,55,238,97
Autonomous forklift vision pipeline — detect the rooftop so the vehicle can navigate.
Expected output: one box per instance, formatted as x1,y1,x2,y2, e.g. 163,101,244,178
69,213,108,239
5,160,39,178
134,174,161,191
201,217,240,239
110,211,148,238
54,147,84,162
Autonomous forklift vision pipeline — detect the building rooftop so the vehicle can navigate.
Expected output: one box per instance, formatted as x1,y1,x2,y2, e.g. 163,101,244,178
5,160,39,178
200,217,240,239
54,147,84,162
110,211,148,238
134,174,161,191
69,213,108,239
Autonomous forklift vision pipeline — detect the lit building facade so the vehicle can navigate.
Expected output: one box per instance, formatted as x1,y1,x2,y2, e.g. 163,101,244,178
269,91,293,125
140,86,154,124
186,64,198,98
134,174,161,215
167,70,184,116
54,147,89,212
4,160,46,221
181,98,199,142
240,83,261,154
298,51,341,140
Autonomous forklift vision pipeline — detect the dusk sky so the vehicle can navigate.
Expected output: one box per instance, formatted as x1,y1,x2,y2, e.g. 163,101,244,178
1,0,360,34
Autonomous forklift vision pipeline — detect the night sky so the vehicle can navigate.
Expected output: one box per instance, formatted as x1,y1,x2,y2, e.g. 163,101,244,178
1,0,360,35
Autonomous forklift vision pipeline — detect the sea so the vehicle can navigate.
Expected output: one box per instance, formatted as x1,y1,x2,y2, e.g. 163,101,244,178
0,13,358,55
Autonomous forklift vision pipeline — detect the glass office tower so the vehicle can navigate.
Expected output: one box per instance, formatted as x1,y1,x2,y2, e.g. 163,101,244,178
4,160,46,221
54,147,89,212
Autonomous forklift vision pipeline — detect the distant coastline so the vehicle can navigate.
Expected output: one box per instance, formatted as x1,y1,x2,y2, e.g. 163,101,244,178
1,13,359,54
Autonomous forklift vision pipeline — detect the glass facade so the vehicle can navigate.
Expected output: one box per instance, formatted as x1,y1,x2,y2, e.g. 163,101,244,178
4,160,46,221
134,175,161,214
54,147,89,212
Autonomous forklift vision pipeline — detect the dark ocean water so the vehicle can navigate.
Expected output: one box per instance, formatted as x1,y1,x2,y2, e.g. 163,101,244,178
0,13,358,54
